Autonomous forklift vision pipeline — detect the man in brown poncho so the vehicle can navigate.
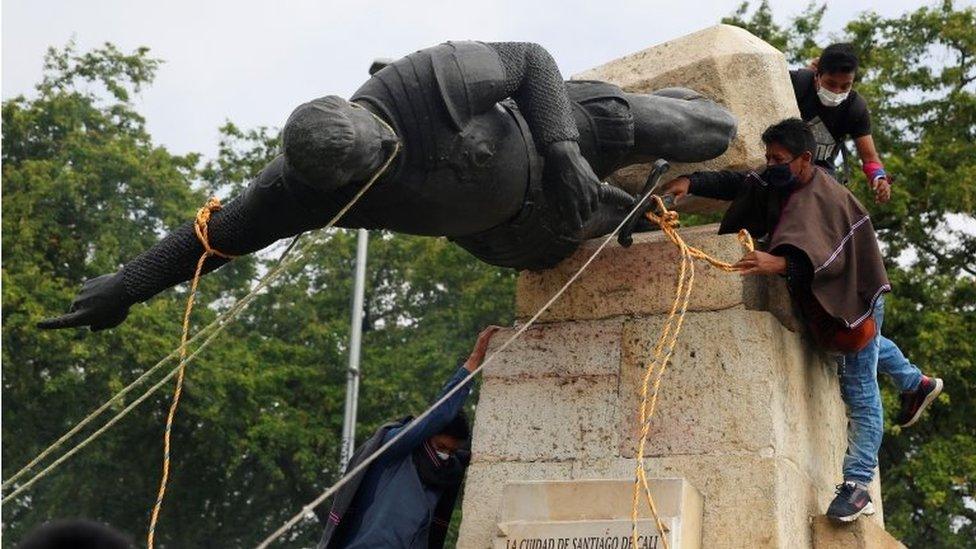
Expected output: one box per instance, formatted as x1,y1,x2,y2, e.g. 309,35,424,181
661,118,942,522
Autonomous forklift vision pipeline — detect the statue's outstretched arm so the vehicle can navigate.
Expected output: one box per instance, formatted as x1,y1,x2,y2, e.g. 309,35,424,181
38,156,317,331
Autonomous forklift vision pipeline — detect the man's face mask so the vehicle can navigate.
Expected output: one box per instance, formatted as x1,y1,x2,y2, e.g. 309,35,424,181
762,157,800,191
817,86,849,107
815,72,854,107
435,450,451,461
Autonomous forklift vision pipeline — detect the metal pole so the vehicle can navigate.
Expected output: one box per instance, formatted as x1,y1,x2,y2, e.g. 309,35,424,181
339,228,368,472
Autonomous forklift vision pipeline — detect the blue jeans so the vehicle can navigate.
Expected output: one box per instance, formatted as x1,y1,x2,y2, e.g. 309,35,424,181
835,295,923,484
877,299,923,392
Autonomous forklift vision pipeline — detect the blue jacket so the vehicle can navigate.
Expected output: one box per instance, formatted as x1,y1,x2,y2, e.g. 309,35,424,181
323,367,473,548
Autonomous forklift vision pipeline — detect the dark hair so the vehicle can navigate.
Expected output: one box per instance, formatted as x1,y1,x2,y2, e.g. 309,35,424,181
18,520,134,549
761,118,816,158
438,410,470,441
818,43,858,75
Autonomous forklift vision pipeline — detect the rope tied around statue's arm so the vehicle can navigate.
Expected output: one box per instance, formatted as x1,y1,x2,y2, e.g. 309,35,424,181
146,197,237,549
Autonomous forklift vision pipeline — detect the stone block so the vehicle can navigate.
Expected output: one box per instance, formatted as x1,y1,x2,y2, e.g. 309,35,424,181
574,24,801,213
616,310,847,492
515,224,799,330
482,318,624,380
811,515,906,549
573,455,822,549
472,375,619,462
495,479,703,549
458,461,574,549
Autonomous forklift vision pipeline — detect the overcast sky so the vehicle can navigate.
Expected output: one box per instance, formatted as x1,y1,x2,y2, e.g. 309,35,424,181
2,0,940,159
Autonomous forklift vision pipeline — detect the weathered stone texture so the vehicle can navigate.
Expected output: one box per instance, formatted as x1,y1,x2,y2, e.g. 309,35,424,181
811,515,906,549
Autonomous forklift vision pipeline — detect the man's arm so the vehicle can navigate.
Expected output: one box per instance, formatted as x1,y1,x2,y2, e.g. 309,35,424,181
853,135,891,203
846,96,890,203
660,170,750,203
38,156,323,330
382,326,500,460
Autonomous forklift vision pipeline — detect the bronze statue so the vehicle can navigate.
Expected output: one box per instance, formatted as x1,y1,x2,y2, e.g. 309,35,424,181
39,41,736,331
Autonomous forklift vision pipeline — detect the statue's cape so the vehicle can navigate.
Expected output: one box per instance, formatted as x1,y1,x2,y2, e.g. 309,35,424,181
768,168,890,328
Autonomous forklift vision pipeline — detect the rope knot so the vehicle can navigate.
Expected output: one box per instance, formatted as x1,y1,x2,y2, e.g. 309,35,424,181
643,195,681,230
193,197,235,259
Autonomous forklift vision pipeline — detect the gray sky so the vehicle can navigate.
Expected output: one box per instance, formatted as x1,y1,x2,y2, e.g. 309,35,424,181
2,0,932,159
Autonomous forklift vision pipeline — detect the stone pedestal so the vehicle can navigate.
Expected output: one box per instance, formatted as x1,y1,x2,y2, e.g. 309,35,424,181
811,516,906,549
457,227,890,548
573,24,801,213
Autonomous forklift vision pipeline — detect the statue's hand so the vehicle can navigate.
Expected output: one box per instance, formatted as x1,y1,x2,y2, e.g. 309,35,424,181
543,141,601,230
37,273,132,332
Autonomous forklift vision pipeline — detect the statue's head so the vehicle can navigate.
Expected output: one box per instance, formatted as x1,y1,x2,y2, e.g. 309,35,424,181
282,95,398,192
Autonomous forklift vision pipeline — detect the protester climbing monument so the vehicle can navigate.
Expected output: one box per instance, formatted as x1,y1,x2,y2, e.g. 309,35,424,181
456,25,907,549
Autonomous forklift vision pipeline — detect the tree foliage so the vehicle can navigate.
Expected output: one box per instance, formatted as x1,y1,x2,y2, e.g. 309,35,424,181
725,1,975,545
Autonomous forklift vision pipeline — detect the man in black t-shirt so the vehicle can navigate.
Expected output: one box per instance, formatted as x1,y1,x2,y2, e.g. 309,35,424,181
790,43,891,203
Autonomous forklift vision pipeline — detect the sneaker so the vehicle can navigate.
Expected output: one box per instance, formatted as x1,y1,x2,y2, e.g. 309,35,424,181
897,376,944,428
826,481,876,522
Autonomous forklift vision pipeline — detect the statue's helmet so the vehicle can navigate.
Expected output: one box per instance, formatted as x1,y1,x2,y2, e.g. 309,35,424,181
282,95,396,192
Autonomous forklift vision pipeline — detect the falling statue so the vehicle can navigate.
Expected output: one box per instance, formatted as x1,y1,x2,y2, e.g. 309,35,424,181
39,40,736,331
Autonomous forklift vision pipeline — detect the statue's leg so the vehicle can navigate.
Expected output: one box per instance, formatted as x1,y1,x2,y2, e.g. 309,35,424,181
626,88,737,163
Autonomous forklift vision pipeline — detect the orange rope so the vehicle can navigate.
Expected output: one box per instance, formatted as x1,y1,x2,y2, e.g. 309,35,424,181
147,197,235,549
630,196,753,549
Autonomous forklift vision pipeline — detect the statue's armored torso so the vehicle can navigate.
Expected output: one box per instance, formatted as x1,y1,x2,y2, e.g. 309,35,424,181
346,42,538,238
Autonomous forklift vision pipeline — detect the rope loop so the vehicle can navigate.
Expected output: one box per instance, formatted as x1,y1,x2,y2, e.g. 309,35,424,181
628,194,754,549
194,197,235,259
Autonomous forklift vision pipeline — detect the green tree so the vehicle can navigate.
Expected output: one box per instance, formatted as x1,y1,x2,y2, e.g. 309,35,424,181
2,42,514,547
724,1,975,545
1,41,210,545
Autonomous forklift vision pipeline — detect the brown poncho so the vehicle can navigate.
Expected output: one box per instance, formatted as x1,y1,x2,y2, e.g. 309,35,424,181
767,168,890,328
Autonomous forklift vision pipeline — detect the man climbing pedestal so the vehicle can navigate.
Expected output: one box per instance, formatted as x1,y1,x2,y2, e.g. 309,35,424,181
38,40,736,332
661,118,942,523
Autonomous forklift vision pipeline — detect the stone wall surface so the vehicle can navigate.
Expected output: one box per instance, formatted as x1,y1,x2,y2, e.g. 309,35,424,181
811,516,907,549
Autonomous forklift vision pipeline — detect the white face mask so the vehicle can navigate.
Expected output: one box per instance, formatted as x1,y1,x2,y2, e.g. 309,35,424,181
817,86,849,107
435,450,451,461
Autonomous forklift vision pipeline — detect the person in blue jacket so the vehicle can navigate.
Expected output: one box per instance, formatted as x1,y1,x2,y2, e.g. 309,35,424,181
318,325,500,549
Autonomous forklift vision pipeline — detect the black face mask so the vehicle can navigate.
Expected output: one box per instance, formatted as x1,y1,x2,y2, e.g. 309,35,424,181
761,158,800,191
412,440,467,490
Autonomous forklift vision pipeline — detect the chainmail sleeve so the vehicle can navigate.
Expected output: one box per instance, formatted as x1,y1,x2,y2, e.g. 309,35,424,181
486,42,579,150
120,156,318,304
120,199,244,303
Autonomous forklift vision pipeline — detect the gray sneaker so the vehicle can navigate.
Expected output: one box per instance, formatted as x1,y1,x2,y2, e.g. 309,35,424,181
826,481,876,522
